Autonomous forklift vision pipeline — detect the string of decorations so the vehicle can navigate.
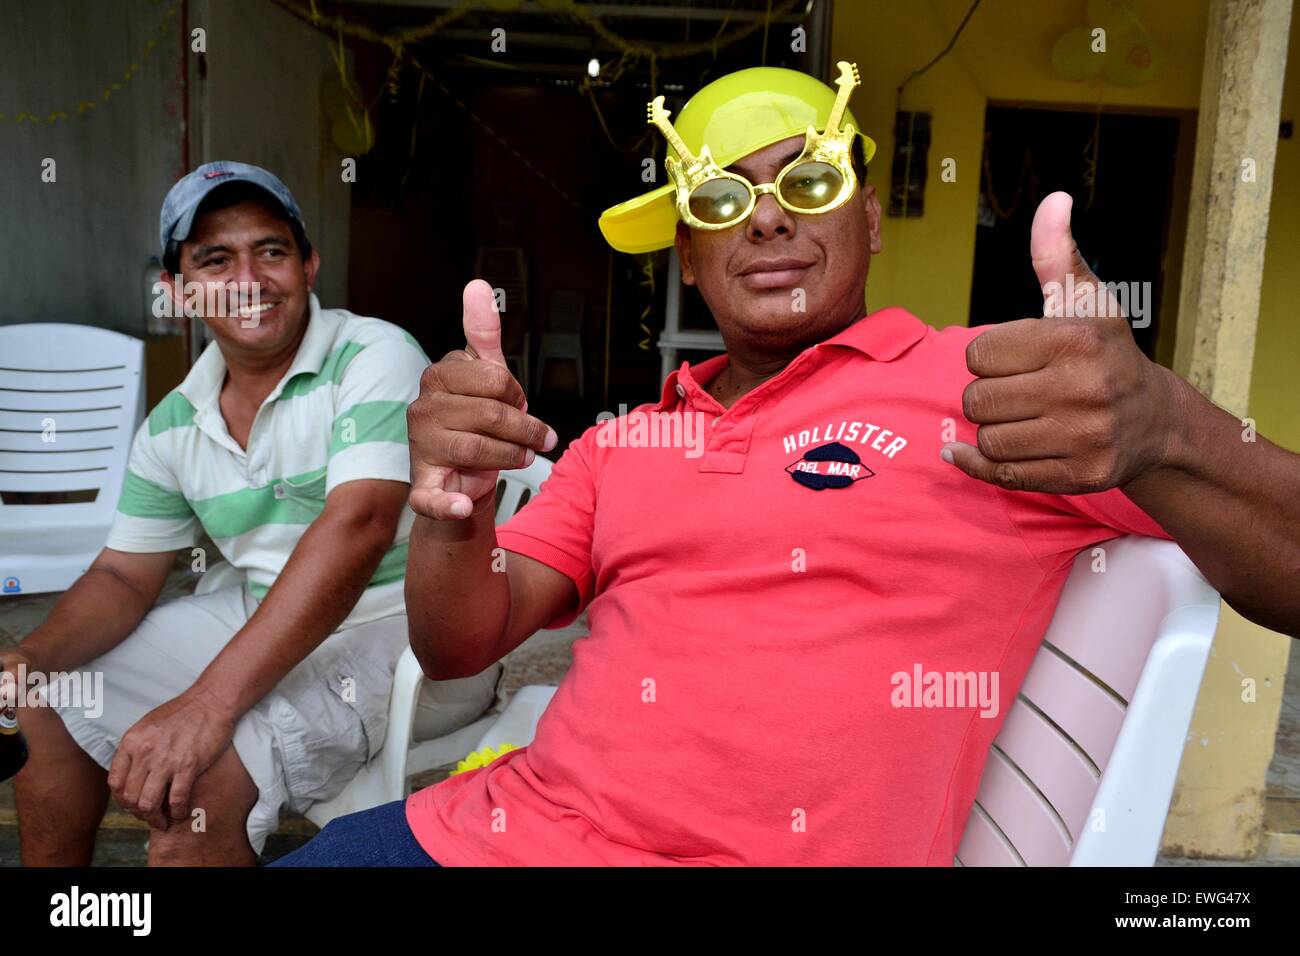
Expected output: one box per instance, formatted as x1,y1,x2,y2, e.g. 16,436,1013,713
276,0,803,165
0,0,181,125
276,0,801,354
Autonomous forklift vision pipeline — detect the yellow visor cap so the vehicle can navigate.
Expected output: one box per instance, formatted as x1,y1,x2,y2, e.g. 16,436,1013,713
598,66,876,254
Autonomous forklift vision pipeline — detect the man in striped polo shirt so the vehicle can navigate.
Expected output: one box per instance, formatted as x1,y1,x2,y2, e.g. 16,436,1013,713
7,162,501,865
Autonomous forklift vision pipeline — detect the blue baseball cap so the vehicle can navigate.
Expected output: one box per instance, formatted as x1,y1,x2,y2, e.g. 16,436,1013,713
159,160,307,260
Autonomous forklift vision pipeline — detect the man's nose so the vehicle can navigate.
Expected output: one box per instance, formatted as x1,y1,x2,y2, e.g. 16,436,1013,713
232,252,265,292
747,190,796,240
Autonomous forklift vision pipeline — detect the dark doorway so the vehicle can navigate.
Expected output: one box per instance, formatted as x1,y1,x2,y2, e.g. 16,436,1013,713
336,1,829,452
969,104,1184,359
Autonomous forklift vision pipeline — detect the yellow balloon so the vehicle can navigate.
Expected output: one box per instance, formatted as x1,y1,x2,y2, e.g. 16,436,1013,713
1105,36,1160,87
332,113,374,156
320,76,348,119
1086,0,1141,38
1051,26,1107,81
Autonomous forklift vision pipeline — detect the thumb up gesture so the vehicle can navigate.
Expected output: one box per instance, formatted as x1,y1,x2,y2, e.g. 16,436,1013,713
942,192,1177,495
407,280,557,519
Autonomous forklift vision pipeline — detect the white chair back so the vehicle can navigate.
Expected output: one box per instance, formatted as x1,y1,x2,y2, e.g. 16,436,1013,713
956,537,1219,866
0,323,145,593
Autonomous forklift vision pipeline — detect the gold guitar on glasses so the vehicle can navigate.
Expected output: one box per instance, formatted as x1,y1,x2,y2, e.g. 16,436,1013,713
648,60,862,231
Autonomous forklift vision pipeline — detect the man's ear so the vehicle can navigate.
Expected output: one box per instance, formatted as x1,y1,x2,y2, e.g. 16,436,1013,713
861,183,883,255
674,220,696,286
303,248,321,291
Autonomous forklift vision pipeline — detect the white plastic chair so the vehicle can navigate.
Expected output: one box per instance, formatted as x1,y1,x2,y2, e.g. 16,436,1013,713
957,536,1220,866
0,323,145,596
305,454,555,827
536,290,584,396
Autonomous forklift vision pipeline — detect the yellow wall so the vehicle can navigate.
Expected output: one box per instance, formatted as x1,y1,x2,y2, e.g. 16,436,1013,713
836,0,1210,329
144,337,187,411
1252,9,1300,455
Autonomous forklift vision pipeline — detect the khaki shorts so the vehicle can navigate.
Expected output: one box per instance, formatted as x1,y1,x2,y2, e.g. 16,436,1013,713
52,586,502,856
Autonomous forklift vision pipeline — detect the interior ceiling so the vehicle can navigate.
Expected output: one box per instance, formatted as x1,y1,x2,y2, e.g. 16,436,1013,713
331,0,812,63
317,0,824,92
340,0,811,20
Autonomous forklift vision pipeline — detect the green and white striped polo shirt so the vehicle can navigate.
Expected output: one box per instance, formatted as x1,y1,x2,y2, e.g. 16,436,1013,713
107,294,429,626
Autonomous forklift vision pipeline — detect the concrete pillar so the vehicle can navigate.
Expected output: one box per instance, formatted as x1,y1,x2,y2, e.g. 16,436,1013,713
1163,0,1294,859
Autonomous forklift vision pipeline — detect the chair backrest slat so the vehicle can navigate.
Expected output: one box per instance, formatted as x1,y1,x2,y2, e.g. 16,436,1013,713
991,698,1100,841
494,455,554,527
1018,643,1127,770
971,746,1073,866
958,537,1218,867
956,802,1024,867
0,324,143,520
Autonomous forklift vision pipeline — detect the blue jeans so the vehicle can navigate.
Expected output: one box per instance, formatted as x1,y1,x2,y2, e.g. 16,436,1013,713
269,799,441,867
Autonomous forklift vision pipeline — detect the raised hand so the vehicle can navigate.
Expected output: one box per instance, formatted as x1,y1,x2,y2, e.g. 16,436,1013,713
942,191,1177,495
407,280,557,519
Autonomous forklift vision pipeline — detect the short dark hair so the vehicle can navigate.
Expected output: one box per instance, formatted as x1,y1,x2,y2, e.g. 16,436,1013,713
163,180,312,274
852,136,869,182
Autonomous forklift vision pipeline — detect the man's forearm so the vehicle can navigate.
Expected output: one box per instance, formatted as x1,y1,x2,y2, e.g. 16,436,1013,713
1123,368,1300,635
17,566,157,673
189,510,395,721
406,494,512,679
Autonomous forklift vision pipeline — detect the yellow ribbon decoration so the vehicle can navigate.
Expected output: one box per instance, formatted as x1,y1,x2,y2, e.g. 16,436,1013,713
0,0,180,125
447,742,519,776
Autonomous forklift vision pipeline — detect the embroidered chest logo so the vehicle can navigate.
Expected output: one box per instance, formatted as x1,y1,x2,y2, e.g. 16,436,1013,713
782,420,908,492
786,442,875,491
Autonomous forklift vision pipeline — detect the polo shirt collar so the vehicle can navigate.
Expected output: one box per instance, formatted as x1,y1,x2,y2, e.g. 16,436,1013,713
658,307,929,409
177,293,338,412
821,307,928,361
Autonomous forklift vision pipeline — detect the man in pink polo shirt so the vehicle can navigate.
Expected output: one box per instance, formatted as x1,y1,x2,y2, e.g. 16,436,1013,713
273,66,1300,867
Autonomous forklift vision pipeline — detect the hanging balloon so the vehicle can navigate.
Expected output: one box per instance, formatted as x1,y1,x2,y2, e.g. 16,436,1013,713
1051,26,1108,81
1085,0,1142,38
331,112,374,156
1105,36,1161,87
321,76,348,118
322,76,375,156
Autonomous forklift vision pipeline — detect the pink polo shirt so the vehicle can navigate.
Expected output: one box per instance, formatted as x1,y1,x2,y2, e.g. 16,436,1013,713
406,307,1169,866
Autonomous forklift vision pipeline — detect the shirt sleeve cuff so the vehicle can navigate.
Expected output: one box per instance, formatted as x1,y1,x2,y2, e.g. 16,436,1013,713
326,441,411,494
105,514,199,553
495,528,594,629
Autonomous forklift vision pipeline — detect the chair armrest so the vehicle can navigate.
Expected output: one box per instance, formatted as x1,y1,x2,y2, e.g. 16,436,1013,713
378,645,427,798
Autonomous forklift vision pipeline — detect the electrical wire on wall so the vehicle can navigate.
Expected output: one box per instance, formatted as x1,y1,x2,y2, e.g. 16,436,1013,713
892,0,984,219
1082,81,1106,211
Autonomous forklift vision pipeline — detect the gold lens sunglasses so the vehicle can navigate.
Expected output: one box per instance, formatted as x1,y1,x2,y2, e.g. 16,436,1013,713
647,61,863,232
